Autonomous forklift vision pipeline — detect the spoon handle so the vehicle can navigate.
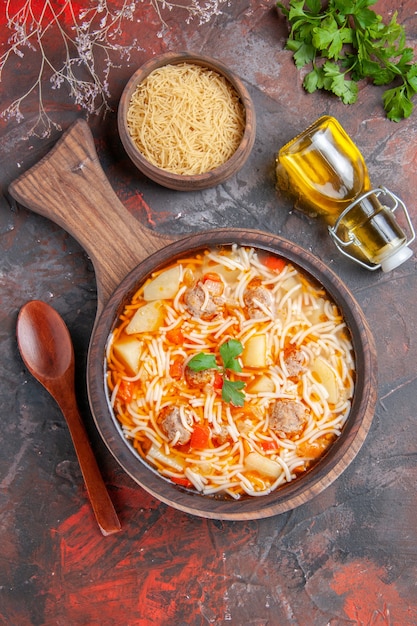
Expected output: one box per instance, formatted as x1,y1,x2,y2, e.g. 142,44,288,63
58,395,122,536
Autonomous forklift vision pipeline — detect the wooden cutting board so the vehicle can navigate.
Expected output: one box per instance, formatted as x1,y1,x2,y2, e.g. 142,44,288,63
9,118,176,317
9,118,379,520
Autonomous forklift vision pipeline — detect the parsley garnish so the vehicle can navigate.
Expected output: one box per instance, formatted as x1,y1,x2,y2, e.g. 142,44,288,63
187,353,218,371
187,339,246,406
277,0,417,120
219,339,243,372
221,379,246,405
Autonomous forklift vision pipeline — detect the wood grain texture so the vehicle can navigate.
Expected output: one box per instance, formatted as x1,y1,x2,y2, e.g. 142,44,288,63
9,119,175,316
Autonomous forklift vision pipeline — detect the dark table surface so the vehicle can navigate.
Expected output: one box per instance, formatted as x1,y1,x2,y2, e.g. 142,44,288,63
1,1,417,624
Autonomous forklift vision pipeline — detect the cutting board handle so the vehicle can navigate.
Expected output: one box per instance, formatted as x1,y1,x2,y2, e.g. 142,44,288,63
9,118,174,314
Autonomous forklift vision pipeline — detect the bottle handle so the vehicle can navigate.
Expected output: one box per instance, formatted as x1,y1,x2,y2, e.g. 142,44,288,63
329,187,415,270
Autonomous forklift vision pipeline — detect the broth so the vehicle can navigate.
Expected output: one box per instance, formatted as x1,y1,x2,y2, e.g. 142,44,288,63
106,245,355,498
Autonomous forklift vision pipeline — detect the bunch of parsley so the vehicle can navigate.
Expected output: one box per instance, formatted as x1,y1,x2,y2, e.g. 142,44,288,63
277,0,417,121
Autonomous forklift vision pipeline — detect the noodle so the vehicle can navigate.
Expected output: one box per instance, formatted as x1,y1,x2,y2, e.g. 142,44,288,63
106,245,355,499
127,63,245,175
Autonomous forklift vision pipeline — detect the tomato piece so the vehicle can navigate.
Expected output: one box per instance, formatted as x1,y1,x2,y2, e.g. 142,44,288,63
293,465,307,476
213,372,223,390
117,380,135,402
203,272,222,283
166,327,185,344
171,476,193,488
190,424,211,449
202,272,224,296
283,341,296,358
259,440,279,452
263,256,286,273
169,357,184,379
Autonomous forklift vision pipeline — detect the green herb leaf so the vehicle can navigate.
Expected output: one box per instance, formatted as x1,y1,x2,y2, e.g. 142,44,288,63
277,0,417,120
219,339,243,372
187,352,219,371
188,339,245,405
289,41,316,68
222,379,246,406
306,0,321,13
303,68,321,93
322,61,359,103
383,85,414,122
312,16,352,60
406,64,417,93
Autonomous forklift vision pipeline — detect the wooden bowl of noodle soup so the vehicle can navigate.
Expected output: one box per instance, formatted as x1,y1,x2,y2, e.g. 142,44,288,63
117,52,256,190
9,120,377,521
88,229,378,521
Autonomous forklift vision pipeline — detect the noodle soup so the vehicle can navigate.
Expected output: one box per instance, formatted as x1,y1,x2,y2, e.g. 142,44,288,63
106,245,355,499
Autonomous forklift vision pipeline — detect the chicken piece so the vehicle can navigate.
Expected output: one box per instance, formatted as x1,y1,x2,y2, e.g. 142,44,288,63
284,345,306,378
184,275,225,320
268,399,308,439
185,366,217,388
243,277,273,318
212,425,231,446
158,406,193,446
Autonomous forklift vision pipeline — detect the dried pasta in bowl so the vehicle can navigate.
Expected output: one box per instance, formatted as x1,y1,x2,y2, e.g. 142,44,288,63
126,62,246,176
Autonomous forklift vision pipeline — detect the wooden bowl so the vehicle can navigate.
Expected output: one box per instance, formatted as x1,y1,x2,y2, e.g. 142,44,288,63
88,231,378,520
117,52,256,190
9,120,378,521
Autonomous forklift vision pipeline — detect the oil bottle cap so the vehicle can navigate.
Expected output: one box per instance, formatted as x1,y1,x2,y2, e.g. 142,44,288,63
380,245,413,272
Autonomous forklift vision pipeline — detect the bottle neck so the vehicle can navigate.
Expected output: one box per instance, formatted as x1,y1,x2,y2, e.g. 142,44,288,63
329,187,415,270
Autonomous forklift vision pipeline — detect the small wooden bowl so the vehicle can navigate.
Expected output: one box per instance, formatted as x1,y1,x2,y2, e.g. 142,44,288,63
117,52,256,190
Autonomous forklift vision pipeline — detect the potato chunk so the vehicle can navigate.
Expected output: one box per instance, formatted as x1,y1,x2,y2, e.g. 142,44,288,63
242,334,267,368
125,300,164,334
143,266,182,301
247,374,275,394
202,262,240,284
307,297,326,324
112,337,143,375
312,356,339,404
146,443,185,472
245,451,281,479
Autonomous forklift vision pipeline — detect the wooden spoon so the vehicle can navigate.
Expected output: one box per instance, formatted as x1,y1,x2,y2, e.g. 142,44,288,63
16,300,121,536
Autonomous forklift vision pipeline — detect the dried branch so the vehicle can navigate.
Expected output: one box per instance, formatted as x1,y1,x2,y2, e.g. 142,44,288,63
1,0,228,138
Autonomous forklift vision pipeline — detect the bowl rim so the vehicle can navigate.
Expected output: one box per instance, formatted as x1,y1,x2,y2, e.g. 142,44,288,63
117,51,256,189
87,228,378,520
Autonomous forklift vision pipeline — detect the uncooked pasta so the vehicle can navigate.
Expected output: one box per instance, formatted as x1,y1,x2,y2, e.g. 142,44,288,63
126,63,246,175
106,245,355,499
